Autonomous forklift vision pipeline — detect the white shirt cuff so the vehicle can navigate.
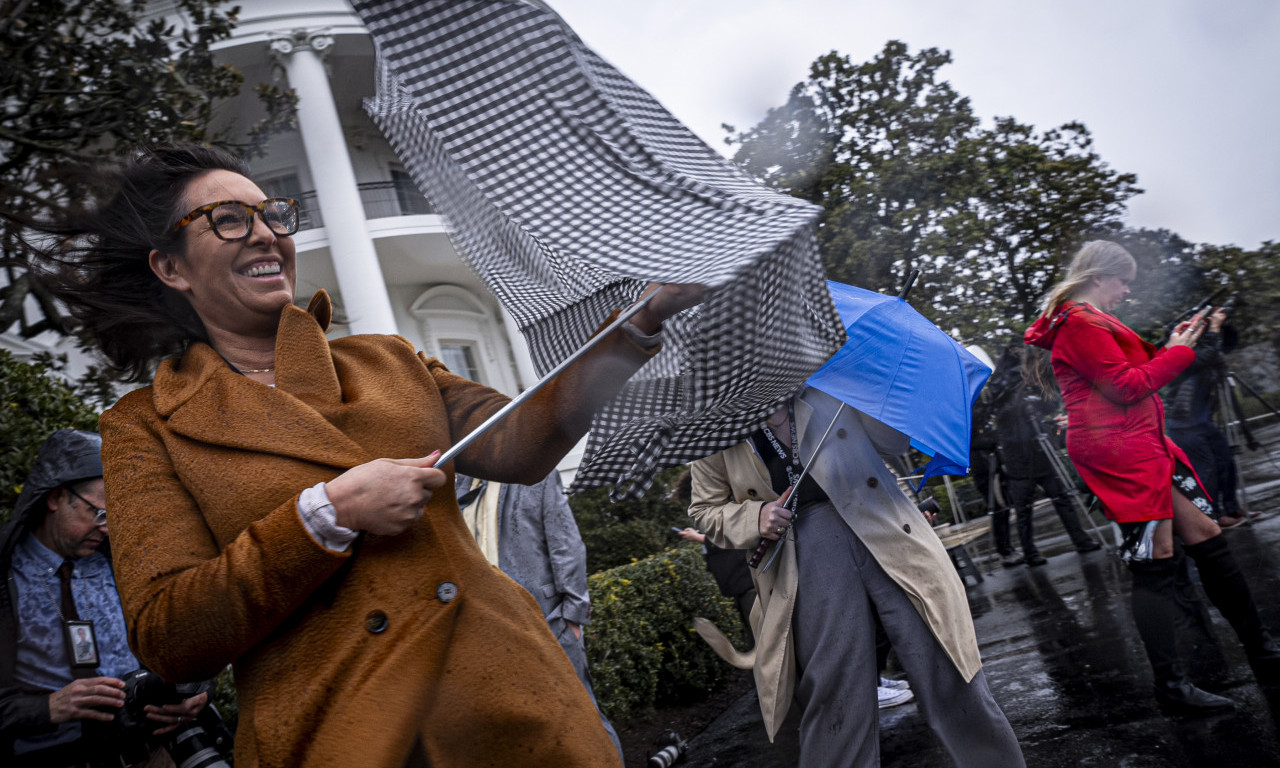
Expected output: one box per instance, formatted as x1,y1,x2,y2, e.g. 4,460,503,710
298,482,359,553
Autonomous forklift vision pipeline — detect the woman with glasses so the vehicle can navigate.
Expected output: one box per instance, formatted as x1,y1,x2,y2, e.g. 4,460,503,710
34,145,699,768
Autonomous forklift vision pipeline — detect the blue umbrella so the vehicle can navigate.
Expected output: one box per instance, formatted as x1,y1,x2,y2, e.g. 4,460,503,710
806,281,992,487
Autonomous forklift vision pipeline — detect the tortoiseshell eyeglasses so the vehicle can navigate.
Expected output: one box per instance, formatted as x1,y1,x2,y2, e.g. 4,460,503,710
171,198,299,241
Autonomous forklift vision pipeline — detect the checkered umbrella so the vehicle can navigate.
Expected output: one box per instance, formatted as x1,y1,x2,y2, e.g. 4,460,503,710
355,0,845,498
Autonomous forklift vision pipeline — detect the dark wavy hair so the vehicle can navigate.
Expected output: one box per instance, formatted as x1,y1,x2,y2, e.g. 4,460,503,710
32,145,248,381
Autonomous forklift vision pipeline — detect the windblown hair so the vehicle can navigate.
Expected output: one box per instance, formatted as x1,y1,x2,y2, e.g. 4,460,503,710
1037,240,1136,320
1024,240,1137,393
32,145,248,381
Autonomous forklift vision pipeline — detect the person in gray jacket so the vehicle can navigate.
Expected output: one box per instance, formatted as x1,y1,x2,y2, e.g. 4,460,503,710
453,470,621,757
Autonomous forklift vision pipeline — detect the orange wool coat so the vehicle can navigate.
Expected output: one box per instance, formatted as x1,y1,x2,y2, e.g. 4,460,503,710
100,293,648,768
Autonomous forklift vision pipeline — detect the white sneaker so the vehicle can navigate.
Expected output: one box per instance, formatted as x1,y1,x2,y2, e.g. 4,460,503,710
879,676,910,690
877,685,915,709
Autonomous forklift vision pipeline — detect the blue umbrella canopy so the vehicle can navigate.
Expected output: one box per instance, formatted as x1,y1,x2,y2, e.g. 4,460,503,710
806,281,992,485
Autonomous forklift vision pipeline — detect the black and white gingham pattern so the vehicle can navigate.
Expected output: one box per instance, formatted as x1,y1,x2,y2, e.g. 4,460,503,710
356,0,845,498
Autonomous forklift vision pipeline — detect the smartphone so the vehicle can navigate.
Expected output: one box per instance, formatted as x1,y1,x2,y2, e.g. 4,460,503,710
671,527,685,533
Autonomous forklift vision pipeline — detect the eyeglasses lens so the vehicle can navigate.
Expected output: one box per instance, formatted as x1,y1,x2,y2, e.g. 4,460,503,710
211,204,252,240
208,200,298,240
93,510,107,526
261,200,299,236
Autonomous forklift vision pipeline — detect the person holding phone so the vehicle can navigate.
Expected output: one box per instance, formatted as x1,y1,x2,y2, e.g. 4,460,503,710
1025,240,1280,715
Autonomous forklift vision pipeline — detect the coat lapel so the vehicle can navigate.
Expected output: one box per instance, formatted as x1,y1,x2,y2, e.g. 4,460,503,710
153,292,371,471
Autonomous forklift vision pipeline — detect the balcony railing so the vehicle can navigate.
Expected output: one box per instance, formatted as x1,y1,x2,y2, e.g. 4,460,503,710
296,178,435,231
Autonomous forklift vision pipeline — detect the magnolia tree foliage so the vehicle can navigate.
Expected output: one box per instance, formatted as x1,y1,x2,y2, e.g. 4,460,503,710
0,0,296,339
726,42,1141,344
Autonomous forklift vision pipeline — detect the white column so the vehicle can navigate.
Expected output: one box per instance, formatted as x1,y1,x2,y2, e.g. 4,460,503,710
270,30,397,335
499,303,540,391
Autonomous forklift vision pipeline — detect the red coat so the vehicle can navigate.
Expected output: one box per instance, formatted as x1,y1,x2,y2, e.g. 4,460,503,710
1024,301,1197,523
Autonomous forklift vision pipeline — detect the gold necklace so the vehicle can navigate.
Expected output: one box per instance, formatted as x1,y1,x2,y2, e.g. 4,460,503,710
240,366,274,374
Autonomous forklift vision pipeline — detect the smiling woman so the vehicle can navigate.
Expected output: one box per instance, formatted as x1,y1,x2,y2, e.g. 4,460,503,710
29,145,701,768
144,169,300,379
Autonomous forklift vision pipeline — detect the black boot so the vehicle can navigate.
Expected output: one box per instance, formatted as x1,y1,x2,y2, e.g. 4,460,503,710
1130,558,1237,714
1185,535,1280,680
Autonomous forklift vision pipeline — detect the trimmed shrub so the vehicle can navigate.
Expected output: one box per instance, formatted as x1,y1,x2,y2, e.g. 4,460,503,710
213,666,238,734
1,350,100,523
586,543,746,722
569,466,692,573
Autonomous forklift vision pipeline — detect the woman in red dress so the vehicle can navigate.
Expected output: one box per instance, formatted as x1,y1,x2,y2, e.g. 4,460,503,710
1025,240,1278,714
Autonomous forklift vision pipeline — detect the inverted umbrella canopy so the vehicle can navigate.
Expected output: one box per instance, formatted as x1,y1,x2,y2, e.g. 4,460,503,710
807,281,992,485
354,0,845,497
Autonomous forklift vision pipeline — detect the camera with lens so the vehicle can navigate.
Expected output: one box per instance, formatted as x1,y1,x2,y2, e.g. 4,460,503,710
101,668,232,768
647,728,687,768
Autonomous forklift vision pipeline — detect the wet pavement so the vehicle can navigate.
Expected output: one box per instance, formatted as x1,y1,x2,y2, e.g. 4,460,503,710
678,421,1280,767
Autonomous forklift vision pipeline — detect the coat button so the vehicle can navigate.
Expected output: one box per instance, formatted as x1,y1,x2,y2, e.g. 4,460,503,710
365,610,388,634
747,489,758,497
867,477,878,488
437,582,458,603
903,523,912,534
836,428,847,439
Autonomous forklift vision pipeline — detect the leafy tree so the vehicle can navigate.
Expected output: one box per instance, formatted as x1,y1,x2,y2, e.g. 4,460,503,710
1197,241,1280,344
1,349,100,523
727,43,979,309
949,119,1140,340
0,0,296,339
727,42,1140,344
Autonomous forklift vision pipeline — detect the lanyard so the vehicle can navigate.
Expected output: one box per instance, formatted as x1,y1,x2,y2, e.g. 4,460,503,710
760,401,801,504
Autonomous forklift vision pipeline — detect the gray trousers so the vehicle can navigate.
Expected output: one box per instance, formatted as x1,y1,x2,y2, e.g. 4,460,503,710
553,616,623,761
792,501,1025,768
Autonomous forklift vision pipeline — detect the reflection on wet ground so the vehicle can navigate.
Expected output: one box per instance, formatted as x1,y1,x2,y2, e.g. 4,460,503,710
682,422,1280,767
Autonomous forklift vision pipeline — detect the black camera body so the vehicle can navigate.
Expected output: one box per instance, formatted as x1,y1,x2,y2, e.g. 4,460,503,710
116,669,183,747
99,669,232,768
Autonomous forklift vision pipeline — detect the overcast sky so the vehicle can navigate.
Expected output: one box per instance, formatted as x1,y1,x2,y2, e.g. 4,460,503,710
550,0,1279,250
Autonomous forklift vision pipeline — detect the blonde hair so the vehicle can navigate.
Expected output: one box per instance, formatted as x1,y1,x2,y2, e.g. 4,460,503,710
1038,240,1136,319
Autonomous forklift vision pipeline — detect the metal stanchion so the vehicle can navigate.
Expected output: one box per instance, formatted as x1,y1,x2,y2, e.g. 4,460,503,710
1033,429,1113,551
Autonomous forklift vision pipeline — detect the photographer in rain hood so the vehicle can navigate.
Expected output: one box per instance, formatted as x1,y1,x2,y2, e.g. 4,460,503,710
0,430,228,768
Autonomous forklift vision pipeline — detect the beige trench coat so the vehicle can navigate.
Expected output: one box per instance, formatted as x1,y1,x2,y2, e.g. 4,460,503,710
688,388,982,739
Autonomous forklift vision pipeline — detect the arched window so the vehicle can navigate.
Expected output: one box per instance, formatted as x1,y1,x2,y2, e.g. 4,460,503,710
409,286,520,396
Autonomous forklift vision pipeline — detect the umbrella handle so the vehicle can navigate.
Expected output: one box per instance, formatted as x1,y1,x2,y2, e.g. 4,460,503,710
748,536,772,569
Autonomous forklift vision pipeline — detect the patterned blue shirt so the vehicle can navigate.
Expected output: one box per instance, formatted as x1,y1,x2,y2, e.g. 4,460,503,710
11,535,141,754
11,534,140,690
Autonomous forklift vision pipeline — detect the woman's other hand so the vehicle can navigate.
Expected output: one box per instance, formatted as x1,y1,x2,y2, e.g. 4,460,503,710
758,487,794,541
1167,309,1209,349
326,452,446,535
629,282,706,334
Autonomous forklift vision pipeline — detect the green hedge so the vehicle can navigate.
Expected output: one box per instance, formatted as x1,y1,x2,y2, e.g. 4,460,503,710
569,466,692,573
585,543,746,722
1,350,101,524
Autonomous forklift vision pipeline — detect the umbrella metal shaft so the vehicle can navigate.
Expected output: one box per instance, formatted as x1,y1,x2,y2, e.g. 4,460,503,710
437,289,659,468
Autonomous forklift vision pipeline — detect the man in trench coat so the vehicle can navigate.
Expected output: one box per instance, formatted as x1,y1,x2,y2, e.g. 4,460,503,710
688,387,1025,767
